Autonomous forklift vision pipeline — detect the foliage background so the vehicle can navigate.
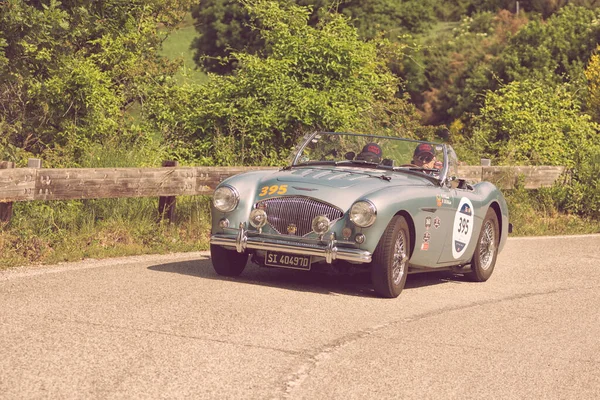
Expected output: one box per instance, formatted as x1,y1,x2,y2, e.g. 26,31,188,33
1,0,600,267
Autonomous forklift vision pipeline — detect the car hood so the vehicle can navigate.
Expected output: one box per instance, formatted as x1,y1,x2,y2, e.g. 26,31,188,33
252,166,433,210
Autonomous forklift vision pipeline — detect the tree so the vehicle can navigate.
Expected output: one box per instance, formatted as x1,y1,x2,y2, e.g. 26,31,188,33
191,0,435,74
585,45,600,121
0,0,191,163
147,0,427,166
190,0,264,74
471,79,599,167
408,5,600,126
406,10,527,125
495,5,600,86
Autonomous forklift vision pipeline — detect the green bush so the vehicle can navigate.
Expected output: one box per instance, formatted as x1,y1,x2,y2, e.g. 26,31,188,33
146,0,426,167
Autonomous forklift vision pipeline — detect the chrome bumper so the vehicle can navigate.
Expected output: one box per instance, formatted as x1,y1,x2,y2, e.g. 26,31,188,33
210,224,372,264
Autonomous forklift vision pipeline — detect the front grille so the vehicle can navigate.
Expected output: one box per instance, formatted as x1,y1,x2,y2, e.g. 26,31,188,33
256,196,343,237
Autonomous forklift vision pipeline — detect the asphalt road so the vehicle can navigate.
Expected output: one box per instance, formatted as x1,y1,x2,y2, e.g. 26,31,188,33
1,235,599,399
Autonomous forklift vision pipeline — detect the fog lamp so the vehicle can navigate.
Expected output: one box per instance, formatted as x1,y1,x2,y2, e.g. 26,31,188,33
312,215,330,235
249,209,267,229
355,233,366,244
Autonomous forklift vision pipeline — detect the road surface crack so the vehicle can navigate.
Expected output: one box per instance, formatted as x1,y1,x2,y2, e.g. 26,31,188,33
41,316,303,357
280,284,598,398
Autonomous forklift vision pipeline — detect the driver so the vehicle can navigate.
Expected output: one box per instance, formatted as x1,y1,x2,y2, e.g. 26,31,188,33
412,143,440,169
355,142,382,163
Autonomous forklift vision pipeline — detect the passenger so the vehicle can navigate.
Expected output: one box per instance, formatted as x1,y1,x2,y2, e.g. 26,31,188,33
355,143,383,163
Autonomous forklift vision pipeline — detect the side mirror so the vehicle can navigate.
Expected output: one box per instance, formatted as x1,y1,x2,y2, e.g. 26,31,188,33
447,176,471,190
447,176,459,189
345,151,355,160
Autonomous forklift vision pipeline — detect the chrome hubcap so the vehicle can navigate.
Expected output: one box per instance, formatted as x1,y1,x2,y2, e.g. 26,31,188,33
479,220,495,270
392,231,407,285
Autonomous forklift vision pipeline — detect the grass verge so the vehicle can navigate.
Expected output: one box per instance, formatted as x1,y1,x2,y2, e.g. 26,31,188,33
1,191,598,270
0,196,212,269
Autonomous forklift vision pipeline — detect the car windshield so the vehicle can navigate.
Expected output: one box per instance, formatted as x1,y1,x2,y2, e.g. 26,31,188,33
291,132,446,177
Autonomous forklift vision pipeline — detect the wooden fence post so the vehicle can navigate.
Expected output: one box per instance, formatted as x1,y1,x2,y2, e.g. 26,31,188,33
158,160,178,223
0,161,16,226
28,158,42,169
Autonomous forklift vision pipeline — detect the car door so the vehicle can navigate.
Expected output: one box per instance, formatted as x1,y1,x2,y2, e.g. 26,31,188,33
437,183,478,265
410,185,455,268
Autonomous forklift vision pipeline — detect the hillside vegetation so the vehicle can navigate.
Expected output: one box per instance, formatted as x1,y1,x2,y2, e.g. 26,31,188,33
1,0,599,268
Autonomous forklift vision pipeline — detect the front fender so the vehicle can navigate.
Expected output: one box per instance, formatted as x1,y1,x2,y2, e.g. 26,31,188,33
350,184,439,254
474,182,510,253
211,170,279,233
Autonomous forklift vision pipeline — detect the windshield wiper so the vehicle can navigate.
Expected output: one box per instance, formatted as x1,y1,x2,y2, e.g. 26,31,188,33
369,174,391,181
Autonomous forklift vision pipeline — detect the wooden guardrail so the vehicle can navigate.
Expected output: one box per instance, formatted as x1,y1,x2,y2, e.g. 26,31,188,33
0,161,566,223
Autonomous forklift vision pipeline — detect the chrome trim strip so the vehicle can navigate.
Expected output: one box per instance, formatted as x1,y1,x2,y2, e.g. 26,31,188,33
222,227,358,246
211,229,372,264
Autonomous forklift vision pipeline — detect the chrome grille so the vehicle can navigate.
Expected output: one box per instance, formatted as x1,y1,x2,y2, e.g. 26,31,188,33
256,196,343,237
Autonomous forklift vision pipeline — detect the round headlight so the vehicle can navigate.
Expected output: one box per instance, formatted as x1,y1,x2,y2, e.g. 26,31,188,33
213,186,239,212
349,200,377,227
312,215,330,235
249,209,267,228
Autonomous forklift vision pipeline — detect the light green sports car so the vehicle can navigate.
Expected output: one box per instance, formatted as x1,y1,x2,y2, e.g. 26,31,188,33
210,132,510,298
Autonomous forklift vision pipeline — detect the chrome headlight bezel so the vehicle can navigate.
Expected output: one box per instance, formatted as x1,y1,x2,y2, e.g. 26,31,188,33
213,185,239,213
349,200,377,228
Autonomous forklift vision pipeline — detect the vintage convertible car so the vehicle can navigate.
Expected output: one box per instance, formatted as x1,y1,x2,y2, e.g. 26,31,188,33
210,131,510,298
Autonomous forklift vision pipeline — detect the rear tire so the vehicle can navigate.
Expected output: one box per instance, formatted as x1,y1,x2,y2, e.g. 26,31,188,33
371,215,411,298
210,244,248,276
468,208,499,282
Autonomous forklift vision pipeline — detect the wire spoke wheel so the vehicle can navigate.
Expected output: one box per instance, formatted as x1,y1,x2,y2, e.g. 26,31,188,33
371,215,411,298
392,232,407,285
479,220,496,271
468,208,499,282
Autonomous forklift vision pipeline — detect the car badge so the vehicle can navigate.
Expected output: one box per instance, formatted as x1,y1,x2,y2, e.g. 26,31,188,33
287,224,297,235
425,217,432,229
292,186,318,191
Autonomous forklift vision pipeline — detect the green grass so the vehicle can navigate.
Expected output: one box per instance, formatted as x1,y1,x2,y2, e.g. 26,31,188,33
505,189,600,236
160,13,208,85
0,196,212,269
0,139,211,270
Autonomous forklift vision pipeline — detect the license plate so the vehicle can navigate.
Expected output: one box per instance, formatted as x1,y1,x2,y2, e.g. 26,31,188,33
265,251,311,271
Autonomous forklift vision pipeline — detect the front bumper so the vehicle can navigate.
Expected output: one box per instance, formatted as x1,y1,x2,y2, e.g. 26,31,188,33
210,224,372,264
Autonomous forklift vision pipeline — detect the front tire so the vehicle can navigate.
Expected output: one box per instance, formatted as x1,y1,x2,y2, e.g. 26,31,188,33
468,208,499,282
371,215,411,298
210,244,248,276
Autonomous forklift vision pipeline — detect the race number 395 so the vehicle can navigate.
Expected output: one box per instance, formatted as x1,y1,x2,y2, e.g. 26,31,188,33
452,197,474,259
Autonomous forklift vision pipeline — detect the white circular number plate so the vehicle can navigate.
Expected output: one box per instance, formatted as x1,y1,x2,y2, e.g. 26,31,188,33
452,197,474,259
